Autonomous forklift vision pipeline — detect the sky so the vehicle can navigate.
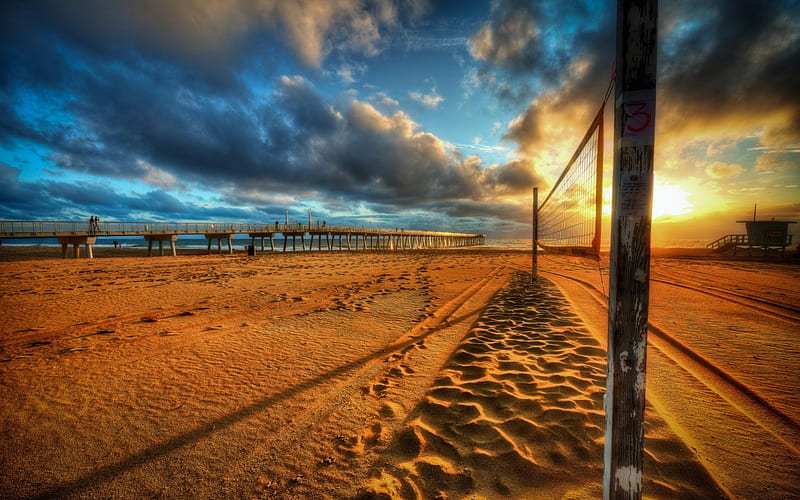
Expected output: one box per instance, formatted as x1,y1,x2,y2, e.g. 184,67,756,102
1,0,798,245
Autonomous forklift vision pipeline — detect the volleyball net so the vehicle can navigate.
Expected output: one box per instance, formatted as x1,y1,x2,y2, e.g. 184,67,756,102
536,104,605,258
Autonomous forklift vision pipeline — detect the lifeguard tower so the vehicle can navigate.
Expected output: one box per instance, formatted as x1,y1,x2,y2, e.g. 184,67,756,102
707,219,796,255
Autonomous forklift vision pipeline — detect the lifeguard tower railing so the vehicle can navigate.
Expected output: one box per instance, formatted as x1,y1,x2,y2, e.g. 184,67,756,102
707,220,795,254
706,234,750,253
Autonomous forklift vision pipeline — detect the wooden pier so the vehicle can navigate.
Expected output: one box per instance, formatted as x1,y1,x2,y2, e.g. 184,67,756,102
0,221,486,258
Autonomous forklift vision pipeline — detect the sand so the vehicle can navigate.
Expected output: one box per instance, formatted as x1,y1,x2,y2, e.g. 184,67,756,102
0,246,797,499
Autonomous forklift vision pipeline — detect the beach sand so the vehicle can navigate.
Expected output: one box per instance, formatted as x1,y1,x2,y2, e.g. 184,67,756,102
0,247,797,498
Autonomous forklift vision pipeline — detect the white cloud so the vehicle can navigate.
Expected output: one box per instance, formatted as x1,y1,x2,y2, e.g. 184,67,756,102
332,61,367,84
462,67,481,99
409,89,444,109
371,91,399,108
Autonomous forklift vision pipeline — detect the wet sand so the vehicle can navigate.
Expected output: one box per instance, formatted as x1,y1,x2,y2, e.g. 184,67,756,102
0,246,797,498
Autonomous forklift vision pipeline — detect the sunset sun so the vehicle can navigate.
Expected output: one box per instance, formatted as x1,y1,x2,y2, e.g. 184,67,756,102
652,179,693,219
600,180,693,219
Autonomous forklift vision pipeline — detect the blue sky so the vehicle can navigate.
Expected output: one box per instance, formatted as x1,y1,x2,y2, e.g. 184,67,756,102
1,0,798,243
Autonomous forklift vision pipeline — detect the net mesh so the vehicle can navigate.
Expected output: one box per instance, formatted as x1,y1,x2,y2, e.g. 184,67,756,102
537,105,604,257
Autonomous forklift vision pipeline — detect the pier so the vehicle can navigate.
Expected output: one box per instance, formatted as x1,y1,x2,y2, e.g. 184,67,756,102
0,221,486,258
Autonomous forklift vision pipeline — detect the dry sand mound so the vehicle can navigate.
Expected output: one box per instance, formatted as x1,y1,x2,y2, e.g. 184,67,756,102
360,272,724,499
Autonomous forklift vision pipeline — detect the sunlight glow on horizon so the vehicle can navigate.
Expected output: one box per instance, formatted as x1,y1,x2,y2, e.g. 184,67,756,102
600,179,694,219
652,179,694,219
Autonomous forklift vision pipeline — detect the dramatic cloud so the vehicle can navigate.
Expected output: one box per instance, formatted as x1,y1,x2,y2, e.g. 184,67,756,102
655,0,800,166
0,162,261,222
496,0,799,160
0,24,541,222
468,1,540,72
2,0,796,240
484,158,546,196
3,0,417,71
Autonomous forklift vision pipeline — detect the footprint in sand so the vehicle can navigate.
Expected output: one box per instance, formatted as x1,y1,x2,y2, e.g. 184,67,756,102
361,272,610,499
337,422,385,457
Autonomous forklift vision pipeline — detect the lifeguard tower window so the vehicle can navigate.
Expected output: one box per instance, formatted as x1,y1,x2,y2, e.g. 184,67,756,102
707,220,796,255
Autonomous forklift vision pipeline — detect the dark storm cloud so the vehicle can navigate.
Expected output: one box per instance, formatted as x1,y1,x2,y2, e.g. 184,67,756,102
480,158,547,196
0,162,270,221
436,199,532,224
0,163,120,219
4,26,539,210
485,0,800,156
658,0,800,145
127,190,188,214
469,0,613,85
0,163,39,205
2,0,414,74
468,0,543,75
0,0,549,233
468,0,616,153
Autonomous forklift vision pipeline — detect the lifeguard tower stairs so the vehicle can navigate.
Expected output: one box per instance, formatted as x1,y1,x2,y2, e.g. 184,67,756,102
707,220,796,255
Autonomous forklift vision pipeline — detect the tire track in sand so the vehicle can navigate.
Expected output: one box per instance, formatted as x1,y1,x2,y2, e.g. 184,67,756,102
541,268,800,499
359,272,725,499
227,264,513,498
29,265,513,499
543,268,800,452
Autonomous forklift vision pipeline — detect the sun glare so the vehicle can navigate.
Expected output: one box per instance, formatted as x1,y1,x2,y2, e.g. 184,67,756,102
601,181,693,219
652,180,693,219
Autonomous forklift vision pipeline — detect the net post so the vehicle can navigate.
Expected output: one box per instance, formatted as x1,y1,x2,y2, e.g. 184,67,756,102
594,104,605,257
532,187,539,282
604,0,658,499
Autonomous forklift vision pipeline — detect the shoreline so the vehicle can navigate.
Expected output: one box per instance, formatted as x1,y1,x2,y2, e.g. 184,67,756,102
2,243,797,263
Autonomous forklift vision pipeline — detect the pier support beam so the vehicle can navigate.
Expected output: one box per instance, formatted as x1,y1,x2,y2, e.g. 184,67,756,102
57,236,96,259
248,232,276,255
205,234,233,254
144,234,178,257
309,232,330,251
282,232,305,252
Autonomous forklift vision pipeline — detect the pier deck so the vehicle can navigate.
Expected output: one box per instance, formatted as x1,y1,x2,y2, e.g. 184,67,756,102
0,221,486,258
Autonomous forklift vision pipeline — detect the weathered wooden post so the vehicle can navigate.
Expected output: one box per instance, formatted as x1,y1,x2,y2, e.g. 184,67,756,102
532,187,538,282
604,0,658,499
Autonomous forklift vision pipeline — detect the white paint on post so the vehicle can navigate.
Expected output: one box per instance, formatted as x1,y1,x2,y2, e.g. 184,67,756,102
615,465,643,494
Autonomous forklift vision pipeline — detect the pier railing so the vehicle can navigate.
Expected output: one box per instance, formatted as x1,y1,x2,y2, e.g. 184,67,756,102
0,220,484,239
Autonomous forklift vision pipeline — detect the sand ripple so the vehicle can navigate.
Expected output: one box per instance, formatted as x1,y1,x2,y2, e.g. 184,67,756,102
361,272,606,498
361,272,725,499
